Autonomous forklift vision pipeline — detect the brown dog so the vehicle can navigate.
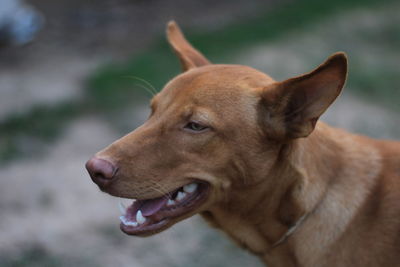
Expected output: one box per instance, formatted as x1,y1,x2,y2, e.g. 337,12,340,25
86,21,400,266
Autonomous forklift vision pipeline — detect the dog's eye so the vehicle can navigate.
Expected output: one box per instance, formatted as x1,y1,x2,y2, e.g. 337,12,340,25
184,121,208,132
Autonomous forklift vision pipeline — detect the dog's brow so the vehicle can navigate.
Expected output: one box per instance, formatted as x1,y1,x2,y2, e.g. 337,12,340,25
191,108,215,126
179,106,193,120
150,97,159,112
195,112,211,122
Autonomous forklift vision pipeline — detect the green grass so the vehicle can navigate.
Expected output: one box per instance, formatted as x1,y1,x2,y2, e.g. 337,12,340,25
86,0,397,96
0,247,60,267
0,245,95,267
0,102,81,163
0,0,397,164
349,68,400,108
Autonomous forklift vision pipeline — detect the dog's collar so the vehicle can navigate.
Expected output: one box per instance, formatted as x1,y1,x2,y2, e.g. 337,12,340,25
272,213,308,248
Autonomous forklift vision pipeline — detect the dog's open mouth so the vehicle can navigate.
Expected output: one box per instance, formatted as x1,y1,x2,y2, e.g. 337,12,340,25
119,182,209,235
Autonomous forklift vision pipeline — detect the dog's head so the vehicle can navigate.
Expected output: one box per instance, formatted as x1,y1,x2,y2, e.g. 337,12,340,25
86,21,347,236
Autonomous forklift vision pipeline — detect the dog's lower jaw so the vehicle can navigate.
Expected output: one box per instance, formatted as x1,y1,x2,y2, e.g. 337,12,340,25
119,182,211,236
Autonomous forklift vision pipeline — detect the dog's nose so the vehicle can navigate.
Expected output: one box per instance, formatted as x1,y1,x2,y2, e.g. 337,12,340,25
85,157,117,187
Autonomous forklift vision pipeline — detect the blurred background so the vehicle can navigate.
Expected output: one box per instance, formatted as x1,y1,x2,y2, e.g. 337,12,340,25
0,0,399,266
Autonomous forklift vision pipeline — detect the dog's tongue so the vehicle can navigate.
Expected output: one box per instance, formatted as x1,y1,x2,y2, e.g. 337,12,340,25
138,197,168,217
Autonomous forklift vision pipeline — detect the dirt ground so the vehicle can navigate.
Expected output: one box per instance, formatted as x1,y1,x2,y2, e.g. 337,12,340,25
0,1,399,267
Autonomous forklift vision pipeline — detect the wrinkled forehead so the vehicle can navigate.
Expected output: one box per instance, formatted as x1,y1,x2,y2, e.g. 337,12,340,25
154,64,275,109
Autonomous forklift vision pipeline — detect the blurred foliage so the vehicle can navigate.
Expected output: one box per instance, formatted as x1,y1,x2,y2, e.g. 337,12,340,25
0,245,95,267
86,0,397,97
86,52,173,109
350,69,400,106
0,0,398,164
0,102,81,163
0,246,60,267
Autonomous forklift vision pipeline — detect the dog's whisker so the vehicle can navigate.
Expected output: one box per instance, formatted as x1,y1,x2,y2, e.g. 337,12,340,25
152,185,168,197
121,75,157,97
134,83,156,97
130,76,158,95
150,180,173,199
124,75,158,94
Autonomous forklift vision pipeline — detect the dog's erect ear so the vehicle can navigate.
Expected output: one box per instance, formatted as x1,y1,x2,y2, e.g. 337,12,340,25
166,21,210,71
262,52,347,139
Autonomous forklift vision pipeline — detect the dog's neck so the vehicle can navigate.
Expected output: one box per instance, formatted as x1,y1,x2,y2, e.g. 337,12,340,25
202,122,380,266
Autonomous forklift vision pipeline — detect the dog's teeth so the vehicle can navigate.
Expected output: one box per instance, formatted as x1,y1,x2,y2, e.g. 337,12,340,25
119,215,128,224
176,191,187,201
119,215,138,227
136,210,146,225
183,183,198,193
126,221,138,227
118,202,126,215
167,199,175,206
